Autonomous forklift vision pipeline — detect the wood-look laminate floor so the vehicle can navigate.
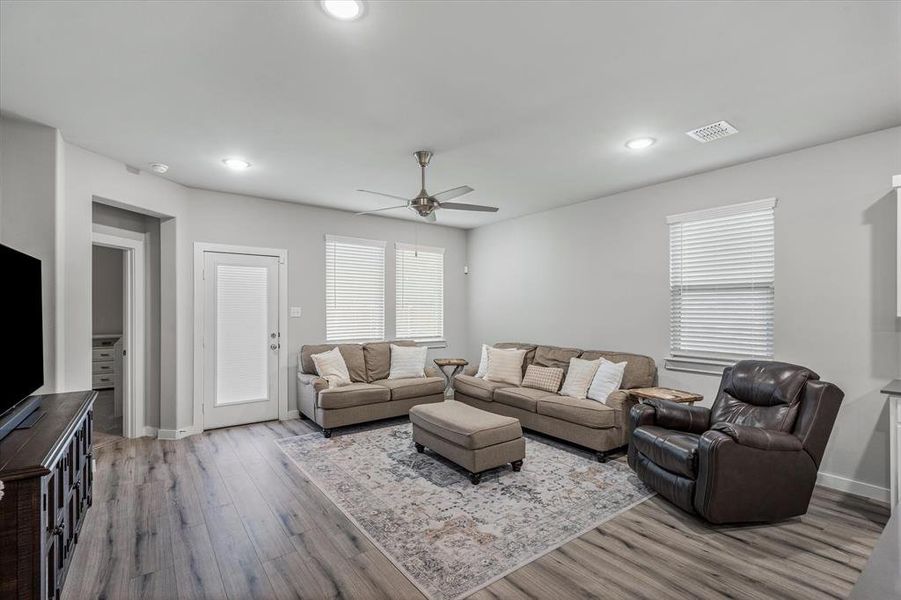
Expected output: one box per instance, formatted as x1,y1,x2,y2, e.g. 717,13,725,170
63,417,890,600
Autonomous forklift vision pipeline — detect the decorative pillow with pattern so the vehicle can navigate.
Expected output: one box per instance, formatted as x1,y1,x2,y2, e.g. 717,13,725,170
521,365,564,393
311,347,351,388
560,357,601,399
483,347,527,386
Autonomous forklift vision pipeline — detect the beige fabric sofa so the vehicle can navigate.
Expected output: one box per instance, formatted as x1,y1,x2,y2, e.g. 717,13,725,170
453,343,657,461
297,340,445,437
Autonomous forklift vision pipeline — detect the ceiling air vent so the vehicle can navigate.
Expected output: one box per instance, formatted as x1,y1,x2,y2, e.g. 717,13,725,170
685,120,739,143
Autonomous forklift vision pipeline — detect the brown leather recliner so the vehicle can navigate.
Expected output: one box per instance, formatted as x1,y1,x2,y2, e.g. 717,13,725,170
628,361,843,524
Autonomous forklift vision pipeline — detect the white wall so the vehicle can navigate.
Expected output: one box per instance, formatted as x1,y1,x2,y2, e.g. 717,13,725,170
0,116,61,393
467,126,901,499
91,245,123,335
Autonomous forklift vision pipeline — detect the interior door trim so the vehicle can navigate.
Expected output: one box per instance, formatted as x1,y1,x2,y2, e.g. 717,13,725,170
192,242,289,433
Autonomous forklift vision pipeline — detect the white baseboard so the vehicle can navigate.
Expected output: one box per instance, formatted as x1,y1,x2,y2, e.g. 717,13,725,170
817,471,890,503
284,410,300,419
143,426,159,438
157,425,203,440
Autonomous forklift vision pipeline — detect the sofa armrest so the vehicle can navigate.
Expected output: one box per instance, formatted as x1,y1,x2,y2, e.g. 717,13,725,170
636,398,711,434
710,422,802,452
425,366,440,378
462,364,479,376
297,372,328,394
606,390,637,428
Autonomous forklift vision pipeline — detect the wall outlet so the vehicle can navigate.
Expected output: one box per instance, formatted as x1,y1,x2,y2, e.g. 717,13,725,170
290,307,303,318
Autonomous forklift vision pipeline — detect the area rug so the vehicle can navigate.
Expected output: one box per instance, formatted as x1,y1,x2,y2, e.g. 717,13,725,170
276,423,653,600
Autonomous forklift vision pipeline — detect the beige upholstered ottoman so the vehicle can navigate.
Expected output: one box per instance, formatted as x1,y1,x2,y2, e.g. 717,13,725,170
409,400,525,484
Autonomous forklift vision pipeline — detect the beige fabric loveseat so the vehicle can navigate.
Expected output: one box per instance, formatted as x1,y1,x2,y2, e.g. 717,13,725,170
297,340,445,437
453,343,657,461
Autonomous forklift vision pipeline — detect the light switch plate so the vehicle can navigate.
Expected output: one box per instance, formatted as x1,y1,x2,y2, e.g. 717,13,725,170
290,307,302,318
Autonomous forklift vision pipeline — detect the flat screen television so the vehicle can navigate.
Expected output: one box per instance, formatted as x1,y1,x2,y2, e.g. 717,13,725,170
0,243,44,437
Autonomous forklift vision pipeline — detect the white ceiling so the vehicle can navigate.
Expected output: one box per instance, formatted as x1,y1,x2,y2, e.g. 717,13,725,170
2,1,899,229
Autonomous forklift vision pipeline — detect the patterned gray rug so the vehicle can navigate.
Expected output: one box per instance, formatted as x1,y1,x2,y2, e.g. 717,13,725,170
276,422,653,600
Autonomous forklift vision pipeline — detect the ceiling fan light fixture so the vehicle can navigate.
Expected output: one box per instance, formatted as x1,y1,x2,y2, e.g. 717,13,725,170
321,0,365,21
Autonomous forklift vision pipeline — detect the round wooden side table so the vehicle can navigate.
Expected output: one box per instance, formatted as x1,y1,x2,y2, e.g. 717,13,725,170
433,358,468,397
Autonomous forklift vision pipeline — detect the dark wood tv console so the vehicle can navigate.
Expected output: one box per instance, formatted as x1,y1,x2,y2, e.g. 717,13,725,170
0,391,96,599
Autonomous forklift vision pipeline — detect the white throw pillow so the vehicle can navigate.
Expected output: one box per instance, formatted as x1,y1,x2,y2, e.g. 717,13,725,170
388,344,428,379
559,357,601,399
587,358,627,404
483,347,527,386
311,347,351,389
475,344,492,378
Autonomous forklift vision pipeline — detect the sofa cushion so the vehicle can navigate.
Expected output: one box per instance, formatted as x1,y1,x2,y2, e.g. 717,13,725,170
494,386,555,412
409,400,522,450
362,340,417,382
534,345,582,373
453,374,508,401
579,350,656,390
537,395,615,429
631,426,701,479
301,343,367,383
317,383,391,409
372,377,445,401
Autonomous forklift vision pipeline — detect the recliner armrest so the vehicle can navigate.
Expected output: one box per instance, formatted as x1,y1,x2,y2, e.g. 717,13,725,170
710,422,802,451
630,398,711,435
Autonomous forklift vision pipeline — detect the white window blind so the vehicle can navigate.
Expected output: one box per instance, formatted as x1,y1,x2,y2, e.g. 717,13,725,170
325,235,385,342
215,264,269,405
396,242,444,341
668,198,776,364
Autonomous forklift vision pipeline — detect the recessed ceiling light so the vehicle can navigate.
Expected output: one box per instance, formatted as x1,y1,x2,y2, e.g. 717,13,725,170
222,158,251,170
625,137,656,150
149,162,169,174
321,0,364,20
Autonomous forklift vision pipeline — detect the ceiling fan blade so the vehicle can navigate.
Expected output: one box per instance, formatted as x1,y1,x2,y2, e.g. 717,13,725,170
354,204,408,216
424,211,437,223
356,189,411,202
438,202,499,213
431,185,474,202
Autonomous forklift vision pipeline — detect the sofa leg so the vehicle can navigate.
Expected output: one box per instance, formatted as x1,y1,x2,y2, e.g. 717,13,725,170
415,442,425,453
322,428,332,439
511,460,523,472
596,449,616,463
469,472,482,485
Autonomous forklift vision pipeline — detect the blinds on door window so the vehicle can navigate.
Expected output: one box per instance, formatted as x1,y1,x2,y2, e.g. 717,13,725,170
325,235,385,342
668,198,776,363
396,242,445,341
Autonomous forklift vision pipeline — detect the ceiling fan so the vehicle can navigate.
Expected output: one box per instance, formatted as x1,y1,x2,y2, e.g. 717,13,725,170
355,150,498,222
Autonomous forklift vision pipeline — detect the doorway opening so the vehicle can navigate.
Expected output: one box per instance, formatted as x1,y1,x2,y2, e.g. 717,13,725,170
91,226,146,444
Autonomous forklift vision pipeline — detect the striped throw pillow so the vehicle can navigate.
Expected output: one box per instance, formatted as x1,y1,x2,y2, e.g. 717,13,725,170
388,344,428,379
484,347,527,386
560,357,601,399
522,365,564,393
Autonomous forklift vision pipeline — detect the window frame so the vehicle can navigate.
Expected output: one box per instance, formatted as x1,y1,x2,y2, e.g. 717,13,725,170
665,198,777,375
324,234,386,343
394,241,445,344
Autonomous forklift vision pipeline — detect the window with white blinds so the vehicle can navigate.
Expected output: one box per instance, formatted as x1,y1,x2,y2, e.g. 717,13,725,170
668,198,776,365
396,242,445,341
325,235,385,342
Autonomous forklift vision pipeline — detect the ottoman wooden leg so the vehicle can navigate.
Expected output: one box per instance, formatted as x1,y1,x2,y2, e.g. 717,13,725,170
511,460,523,472
415,442,425,453
469,472,482,485
322,428,332,439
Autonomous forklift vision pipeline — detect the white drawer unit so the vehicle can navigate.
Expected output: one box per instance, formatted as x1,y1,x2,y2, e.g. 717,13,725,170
92,335,121,391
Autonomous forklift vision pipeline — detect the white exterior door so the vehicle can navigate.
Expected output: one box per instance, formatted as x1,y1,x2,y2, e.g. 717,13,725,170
202,251,280,429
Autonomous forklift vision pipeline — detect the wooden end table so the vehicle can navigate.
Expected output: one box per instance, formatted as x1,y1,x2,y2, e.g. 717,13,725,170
628,387,703,406
433,358,468,396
